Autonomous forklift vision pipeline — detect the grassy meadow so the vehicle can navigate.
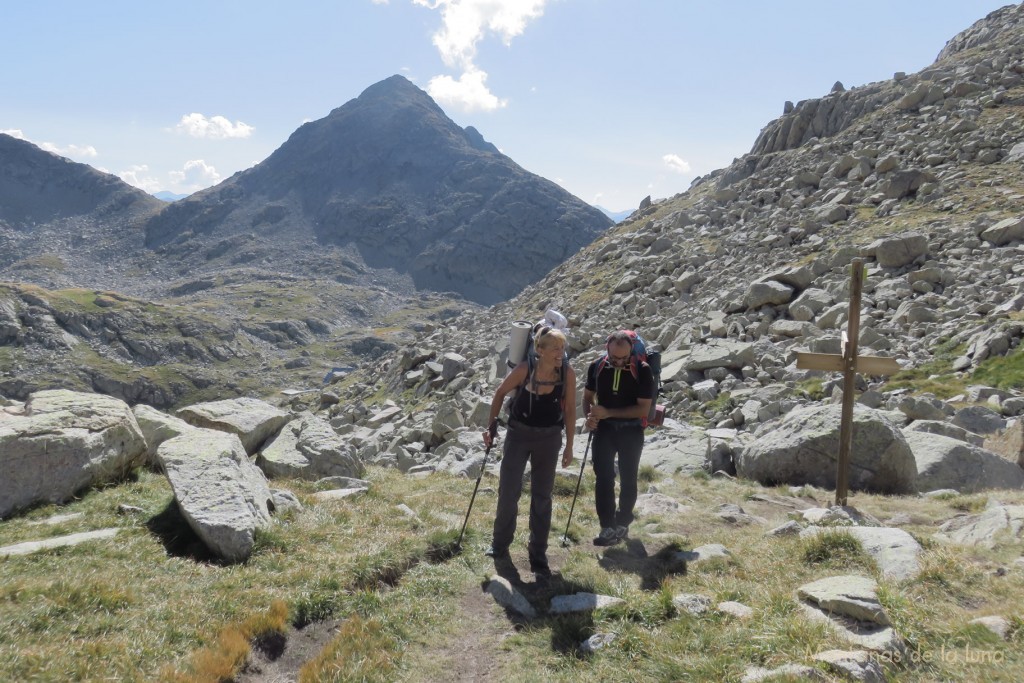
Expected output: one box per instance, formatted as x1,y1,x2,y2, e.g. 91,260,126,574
1,463,1022,682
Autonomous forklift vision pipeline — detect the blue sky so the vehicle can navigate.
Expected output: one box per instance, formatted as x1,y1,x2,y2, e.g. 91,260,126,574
0,1,1013,212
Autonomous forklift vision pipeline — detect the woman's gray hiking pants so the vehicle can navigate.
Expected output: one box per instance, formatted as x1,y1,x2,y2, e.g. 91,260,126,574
491,421,562,564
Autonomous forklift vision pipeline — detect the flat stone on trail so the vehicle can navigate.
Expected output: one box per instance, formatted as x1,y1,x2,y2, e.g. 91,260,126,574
312,487,369,501
797,575,902,653
549,592,624,614
801,525,922,580
485,576,536,619
0,528,121,557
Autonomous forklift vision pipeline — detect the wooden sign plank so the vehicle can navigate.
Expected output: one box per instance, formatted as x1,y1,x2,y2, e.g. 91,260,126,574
796,352,900,376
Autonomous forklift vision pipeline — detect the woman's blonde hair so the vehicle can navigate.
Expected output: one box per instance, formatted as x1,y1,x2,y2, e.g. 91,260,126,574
534,325,567,350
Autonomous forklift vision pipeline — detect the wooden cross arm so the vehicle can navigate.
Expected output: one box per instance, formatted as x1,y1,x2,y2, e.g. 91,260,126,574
795,351,901,376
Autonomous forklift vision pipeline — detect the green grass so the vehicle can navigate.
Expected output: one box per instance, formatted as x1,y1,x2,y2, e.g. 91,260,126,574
2,462,1023,682
972,343,1024,392
10,254,66,271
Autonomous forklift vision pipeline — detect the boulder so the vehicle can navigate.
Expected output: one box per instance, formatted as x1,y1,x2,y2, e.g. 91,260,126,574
951,405,1006,435
744,281,794,308
0,390,147,518
736,404,916,493
935,504,1024,547
133,404,195,467
904,431,1024,493
685,340,756,371
869,233,928,267
984,420,1024,467
980,217,1024,246
177,397,291,455
257,412,363,480
157,428,274,562
903,420,983,446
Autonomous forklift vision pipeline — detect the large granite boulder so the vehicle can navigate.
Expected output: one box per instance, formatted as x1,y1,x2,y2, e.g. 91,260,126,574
0,390,147,518
257,412,363,480
904,431,1024,493
177,397,291,455
157,429,275,562
132,404,195,467
736,404,916,493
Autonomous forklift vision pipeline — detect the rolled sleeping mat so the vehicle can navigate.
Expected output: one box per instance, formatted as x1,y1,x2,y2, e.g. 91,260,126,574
507,320,533,371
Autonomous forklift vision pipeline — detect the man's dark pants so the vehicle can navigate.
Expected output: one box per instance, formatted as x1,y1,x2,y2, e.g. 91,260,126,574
591,422,644,529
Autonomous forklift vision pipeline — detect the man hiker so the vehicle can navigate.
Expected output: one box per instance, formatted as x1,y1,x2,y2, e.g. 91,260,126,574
583,330,654,546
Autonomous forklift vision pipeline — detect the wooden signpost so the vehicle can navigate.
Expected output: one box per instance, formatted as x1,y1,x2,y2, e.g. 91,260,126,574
796,258,901,506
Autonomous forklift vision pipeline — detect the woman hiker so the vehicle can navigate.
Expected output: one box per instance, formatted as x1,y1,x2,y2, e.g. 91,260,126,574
482,325,576,579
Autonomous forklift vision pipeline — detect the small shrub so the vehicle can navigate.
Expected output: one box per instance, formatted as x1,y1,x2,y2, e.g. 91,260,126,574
800,530,873,570
637,464,659,485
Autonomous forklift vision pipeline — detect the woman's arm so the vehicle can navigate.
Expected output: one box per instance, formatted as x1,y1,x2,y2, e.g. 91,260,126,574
482,362,528,447
561,365,577,466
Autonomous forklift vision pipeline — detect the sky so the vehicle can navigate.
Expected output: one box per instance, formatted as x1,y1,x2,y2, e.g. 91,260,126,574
0,1,1015,213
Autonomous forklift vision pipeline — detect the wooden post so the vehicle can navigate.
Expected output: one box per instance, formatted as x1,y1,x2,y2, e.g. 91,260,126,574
835,259,864,506
795,258,901,506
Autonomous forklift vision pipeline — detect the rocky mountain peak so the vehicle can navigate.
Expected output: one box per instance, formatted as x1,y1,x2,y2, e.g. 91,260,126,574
142,74,611,304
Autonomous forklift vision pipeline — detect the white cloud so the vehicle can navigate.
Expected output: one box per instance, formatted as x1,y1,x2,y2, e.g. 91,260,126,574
169,159,222,191
119,165,163,193
41,142,98,159
174,113,254,139
427,68,507,112
1,128,27,140
662,153,692,174
413,0,547,112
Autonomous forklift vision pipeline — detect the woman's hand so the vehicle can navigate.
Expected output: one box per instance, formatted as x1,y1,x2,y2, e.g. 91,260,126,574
482,429,493,448
561,445,573,468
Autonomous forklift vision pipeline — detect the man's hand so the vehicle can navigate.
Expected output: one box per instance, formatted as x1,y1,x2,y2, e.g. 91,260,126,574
590,405,609,420
561,445,573,468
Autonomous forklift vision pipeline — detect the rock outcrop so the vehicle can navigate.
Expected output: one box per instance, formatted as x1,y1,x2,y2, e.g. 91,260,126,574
0,389,147,518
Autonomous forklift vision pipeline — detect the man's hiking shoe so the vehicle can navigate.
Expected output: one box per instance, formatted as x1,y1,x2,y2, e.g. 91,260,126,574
485,545,510,559
593,527,621,547
615,525,630,541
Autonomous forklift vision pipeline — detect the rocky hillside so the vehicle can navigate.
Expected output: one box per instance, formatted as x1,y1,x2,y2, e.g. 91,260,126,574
0,133,164,286
323,3,1024,485
0,278,474,409
142,75,611,304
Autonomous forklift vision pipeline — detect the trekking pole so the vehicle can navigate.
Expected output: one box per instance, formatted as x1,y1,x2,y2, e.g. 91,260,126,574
456,424,498,550
561,431,593,547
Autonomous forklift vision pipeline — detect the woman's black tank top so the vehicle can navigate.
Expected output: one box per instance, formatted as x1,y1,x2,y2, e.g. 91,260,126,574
509,379,564,428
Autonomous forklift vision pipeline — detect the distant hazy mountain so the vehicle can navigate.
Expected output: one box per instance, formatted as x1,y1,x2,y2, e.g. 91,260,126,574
153,190,189,202
143,75,612,304
595,206,632,223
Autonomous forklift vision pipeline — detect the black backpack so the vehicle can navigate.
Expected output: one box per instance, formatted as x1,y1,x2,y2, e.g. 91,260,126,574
506,321,570,419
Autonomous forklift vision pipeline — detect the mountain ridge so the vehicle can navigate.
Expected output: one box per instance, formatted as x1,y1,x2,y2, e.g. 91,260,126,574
140,74,612,304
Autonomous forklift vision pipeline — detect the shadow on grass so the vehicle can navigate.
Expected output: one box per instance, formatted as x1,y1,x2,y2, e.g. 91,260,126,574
145,496,219,563
599,540,689,590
